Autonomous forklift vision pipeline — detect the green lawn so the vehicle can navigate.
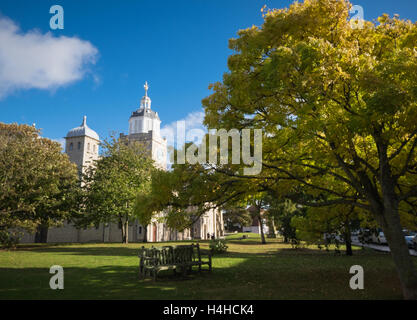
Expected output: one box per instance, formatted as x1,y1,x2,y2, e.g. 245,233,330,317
0,233,409,299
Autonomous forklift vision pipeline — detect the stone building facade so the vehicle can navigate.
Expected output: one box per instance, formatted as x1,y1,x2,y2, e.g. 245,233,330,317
19,82,224,243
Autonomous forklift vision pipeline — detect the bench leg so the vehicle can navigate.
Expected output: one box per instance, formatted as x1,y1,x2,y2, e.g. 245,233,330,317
138,264,144,279
153,269,157,282
138,260,143,279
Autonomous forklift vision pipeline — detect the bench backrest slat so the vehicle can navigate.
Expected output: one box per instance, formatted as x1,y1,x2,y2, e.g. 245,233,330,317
139,244,203,266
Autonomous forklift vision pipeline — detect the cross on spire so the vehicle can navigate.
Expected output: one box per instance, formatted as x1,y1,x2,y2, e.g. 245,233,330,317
144,81,149,97
139,81,152,110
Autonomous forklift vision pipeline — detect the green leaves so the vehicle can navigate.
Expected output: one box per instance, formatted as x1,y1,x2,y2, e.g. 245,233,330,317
202,0,417,215
0,122,79,233
80,137,154,229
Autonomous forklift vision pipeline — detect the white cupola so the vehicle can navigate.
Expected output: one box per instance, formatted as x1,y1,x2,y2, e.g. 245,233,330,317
128,81,161,136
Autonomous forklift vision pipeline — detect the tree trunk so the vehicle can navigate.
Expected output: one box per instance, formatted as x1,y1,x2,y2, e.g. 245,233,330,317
378,204,417,299
372,136,417,299
102,223,106,242
268,218,277,238
344,231,352,256
259,214,266,244
34,224,48,243
121,223,125,244
121,221,129,244
142,224,148,243
190,221,195,239
344,220,353,256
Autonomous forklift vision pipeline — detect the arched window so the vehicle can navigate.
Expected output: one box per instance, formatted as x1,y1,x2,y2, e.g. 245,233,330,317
78,142,81,150
93,144,96,152
69,143,73,151
87,143,90,151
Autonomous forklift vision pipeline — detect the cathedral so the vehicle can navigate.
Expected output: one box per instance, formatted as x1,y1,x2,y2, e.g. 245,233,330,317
19,82,224,243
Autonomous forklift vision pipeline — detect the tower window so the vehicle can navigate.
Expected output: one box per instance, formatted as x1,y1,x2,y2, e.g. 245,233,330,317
78,142,81,150
69,143,73,151
93,144,96,152
87,143,90,151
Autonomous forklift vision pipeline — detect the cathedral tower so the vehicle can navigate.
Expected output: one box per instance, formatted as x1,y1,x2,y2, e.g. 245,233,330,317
121,82,167,170
65,116,100,174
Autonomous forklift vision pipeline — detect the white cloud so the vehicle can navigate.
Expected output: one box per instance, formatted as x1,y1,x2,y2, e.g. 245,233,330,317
160,110,207,147
0,15,98,98
160,110,206,169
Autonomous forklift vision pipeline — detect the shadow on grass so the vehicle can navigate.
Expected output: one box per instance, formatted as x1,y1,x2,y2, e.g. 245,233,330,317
0,240,405,299
0,265,190,299
23,246,142,257
7,240,383,260
11,241,213,258
0,253,403,300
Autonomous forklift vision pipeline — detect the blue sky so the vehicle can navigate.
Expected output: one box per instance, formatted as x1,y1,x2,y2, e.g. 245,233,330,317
0,0,416,147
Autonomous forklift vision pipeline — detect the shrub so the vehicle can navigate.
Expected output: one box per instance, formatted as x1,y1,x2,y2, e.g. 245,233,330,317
209,239,228,254
0,230,21,248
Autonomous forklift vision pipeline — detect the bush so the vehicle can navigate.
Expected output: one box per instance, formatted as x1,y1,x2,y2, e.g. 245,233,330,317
323,233,342,254
209,239,228,254
290,238,303,249
0,230,21,248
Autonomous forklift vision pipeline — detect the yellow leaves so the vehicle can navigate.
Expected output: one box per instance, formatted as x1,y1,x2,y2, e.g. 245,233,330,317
200,0,417,224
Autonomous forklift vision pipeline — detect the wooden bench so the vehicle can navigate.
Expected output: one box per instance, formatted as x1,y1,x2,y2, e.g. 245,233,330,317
138,243,212,281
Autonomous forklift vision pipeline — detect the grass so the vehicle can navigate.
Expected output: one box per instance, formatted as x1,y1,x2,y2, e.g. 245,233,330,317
0,233,410,299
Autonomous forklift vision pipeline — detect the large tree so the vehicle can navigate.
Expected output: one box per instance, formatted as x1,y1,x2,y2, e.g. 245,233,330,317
0,123,79,244
80,137,153,244
202,0,417,299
